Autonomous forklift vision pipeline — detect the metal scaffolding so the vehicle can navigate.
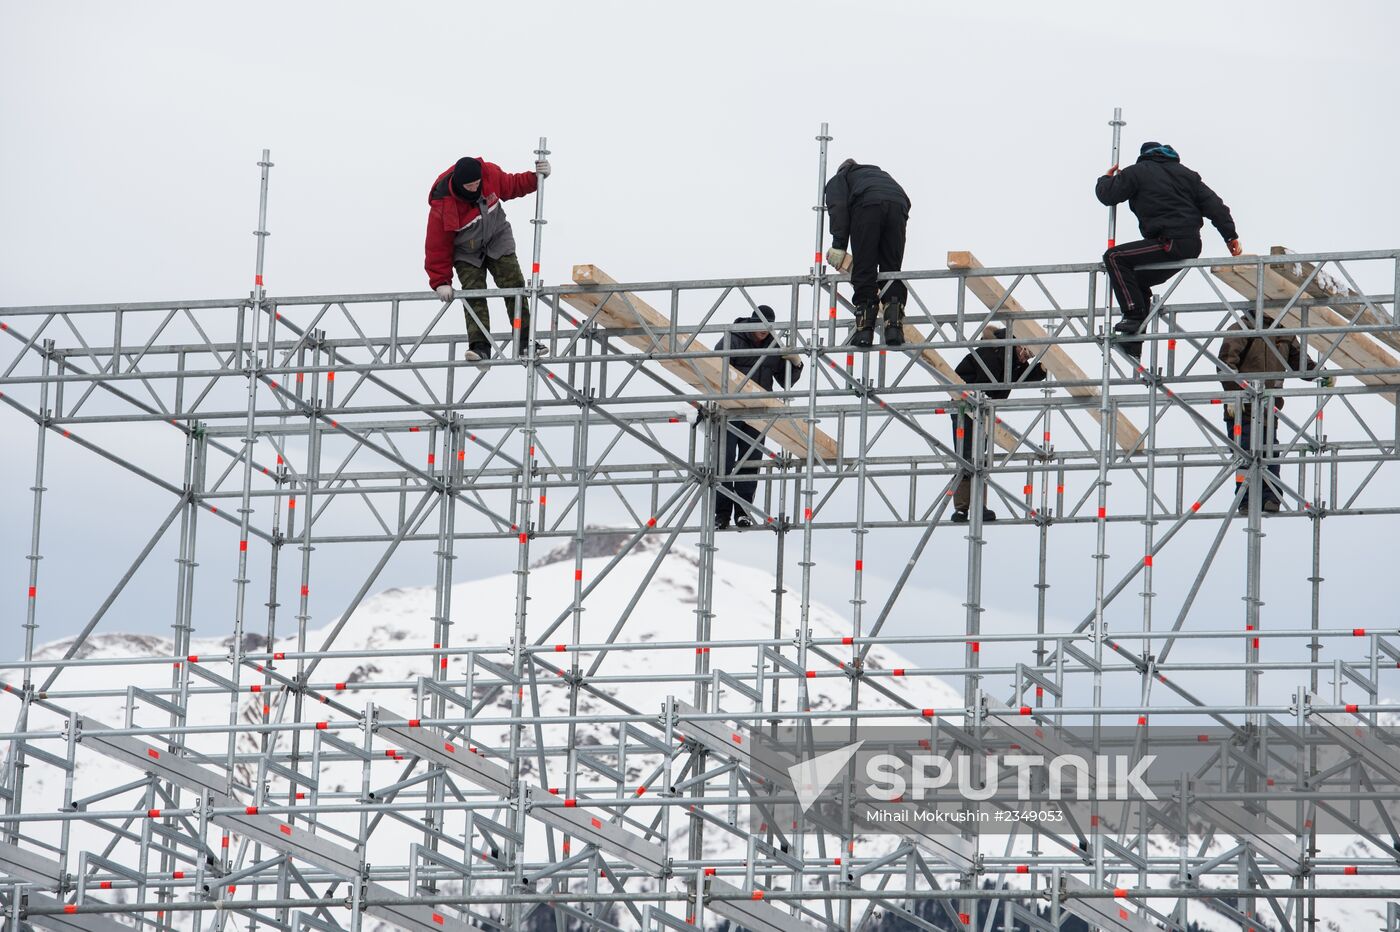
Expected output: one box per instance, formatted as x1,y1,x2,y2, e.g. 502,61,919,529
1,130,1399,932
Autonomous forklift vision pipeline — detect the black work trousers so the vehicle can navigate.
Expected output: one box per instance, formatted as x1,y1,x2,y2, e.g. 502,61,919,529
849,201,908,309
716,419,763,523
1102,235,1201,322
1227,406,1281,506
949,412,988,512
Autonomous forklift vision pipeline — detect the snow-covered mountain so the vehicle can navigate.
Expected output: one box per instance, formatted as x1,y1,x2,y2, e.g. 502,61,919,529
7,532,1391,931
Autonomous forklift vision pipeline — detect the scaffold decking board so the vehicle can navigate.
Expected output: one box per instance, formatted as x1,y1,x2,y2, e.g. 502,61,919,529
364,884,472,932
673,700,772,781
706,878,814,932
216,810,361,880
0,841,63,888
947,251,1145,453
525,787,668,875
78,717,228,802
567,264,839,461
377,711,513,797
1059,875,1157,932
1211,262,1400,400
78,716,361,881
1308,695,1400,783
24,894,131,932
1192,800,1303,874
887,809,978,873
379,712,668,875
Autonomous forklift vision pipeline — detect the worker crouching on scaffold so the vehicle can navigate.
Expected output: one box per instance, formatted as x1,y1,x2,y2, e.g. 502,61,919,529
1217,315,1332,514
1095,141,1240,359
824,158,912,350
949,327,1047,524
712,305,805,530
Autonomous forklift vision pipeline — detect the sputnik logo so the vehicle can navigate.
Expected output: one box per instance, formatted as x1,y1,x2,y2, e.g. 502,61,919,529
788,740,865,812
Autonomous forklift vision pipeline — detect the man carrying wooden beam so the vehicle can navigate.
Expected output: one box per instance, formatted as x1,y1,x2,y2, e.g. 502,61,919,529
1217,316,1332,514
950,327,1047,523
712,305,805,529
824,158,911,349
1095,141,1241,359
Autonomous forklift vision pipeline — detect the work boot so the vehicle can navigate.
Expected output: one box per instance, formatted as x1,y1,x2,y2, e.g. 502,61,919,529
952,509,969,524
517,339,548,359
1113,318,1144,360
465,341,492,362
981,508,998,523
882,301,906,347
1262,500,1281,514
735,514,754,529
850,303,877,349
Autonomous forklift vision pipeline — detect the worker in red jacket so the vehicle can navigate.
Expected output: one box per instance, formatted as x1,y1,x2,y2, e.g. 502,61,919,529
425,154,550,360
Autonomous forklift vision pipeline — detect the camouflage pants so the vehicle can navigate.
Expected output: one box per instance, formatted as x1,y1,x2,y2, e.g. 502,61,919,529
454,254,527,346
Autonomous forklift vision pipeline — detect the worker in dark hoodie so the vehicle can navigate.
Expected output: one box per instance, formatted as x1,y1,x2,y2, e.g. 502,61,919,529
950,327,1047,523
1095,142,1241,358
425,154,550,361
712,305,805,529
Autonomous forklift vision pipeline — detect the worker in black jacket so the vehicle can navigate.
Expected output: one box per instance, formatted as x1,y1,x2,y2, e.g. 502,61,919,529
1095,142,1241,358
824,159,912,350
712,305,805,529
949,327,1048,523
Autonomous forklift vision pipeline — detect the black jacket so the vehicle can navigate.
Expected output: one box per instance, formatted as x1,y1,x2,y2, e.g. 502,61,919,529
954,333,1048,400
825,163,911,251
1095,149,1237,243
714,317,803,392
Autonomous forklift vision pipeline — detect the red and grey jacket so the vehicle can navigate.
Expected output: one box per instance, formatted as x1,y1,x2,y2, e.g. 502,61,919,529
424,159,538,288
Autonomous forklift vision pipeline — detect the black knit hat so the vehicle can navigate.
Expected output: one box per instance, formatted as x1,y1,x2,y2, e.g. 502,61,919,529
753,305,777,324
451,157,482,199
1139,141,1161,155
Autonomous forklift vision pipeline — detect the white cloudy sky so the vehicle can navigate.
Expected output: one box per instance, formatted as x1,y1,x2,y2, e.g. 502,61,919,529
2,0,1398,709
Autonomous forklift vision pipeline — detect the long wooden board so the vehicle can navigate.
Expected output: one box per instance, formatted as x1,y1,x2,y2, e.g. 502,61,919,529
1270,245,1400,354
947,251,1144,453
891,319,1022,453
565,264,838,460
1211,260,1399,403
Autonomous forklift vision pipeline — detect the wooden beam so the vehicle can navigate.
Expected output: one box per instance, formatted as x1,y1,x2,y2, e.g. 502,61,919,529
1270,245,1400,355
894,318,1023,453
1210,259,1399,404
947,251,1144,453
564,265,838,461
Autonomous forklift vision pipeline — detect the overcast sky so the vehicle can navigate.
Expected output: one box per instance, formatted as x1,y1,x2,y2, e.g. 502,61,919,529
2,1,1397,708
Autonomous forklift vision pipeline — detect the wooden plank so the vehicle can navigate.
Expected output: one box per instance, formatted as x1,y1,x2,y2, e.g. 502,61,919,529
566,265,838,461
894,320,1023,454
1210,261,1399,404
947,251,1144,453
1270,245,1400,354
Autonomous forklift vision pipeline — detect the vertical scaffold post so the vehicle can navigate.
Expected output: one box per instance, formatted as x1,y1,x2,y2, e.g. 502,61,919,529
1106,108,1124,252
6,338,52,842
227,148,273,794
791,120,830,893
1090,110,1123,891
507,134,549,931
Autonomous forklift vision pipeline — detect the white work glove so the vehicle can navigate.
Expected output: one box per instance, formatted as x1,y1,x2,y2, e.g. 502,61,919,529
826,248,853,272
434,284,455,302
535,158,552,178
1223,403,1235,420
